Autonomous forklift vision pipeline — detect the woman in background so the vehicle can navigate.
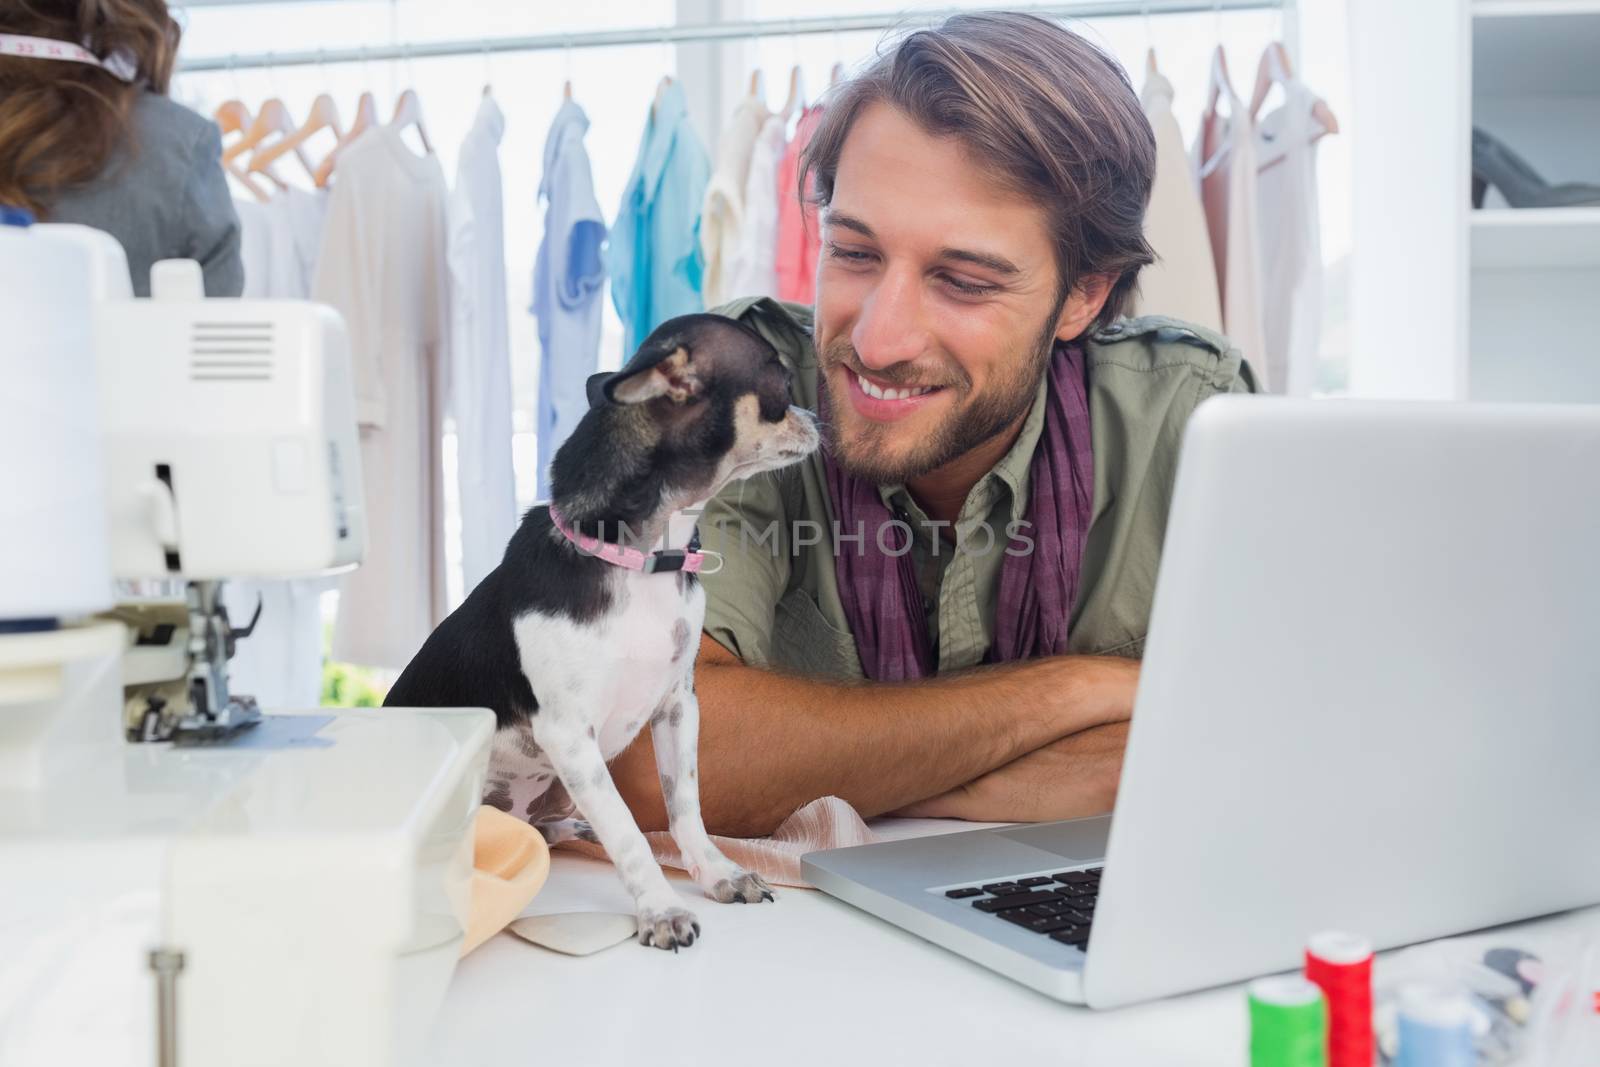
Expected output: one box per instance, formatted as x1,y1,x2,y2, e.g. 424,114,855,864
0,0,241,295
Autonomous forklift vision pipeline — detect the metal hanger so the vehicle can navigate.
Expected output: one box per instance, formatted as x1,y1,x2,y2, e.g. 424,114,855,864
222,57,300,192
388,42,433,154
650,29,674,119
214,89,270,201
562,35,573,101
1143,1,1158,77
1249,41,1340,135
249,54,341,185
781,19,805,120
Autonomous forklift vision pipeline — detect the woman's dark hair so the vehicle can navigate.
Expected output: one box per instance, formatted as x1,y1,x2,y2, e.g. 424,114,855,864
801,12,1157,332
0,0,180,216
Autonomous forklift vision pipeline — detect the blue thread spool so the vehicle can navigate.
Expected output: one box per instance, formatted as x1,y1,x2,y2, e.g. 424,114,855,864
1395,985,1476,1067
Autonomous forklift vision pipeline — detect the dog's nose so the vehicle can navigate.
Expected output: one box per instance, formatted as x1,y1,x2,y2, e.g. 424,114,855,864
788,406,821,451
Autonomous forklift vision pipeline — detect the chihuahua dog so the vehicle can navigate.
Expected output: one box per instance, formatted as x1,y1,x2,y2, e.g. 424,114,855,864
385,314,819,950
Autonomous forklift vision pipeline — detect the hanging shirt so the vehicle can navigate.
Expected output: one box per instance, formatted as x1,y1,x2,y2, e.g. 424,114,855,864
532,99,608,501
729,114,787,302
237,187,328,299
776,105,824,305
226,187,332,710
1132,69,1223,334
314,126,451,670
236,198,273,296
700,96,771,308
1256,78,1328,397
1194,90,1269,390
609,80,711,354
449,95,518,594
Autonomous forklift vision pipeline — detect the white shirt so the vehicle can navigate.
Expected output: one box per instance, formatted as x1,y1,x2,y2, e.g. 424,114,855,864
1132,69,1223,333
314,126,451,670
1195,88,1269,390
236,187,328,300
531,100,608,501
700,97,771,309
448,96,518,596
228,187,332,709
1256,79,1327,397
728,114,788,302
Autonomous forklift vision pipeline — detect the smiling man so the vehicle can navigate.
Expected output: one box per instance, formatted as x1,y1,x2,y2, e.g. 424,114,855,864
611,11,1256,836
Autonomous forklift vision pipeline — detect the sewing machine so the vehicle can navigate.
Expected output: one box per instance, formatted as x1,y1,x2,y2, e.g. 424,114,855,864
0,220,493,1067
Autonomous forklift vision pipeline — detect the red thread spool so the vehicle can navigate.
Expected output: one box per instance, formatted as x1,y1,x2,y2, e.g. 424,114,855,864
1305,931,1374,1067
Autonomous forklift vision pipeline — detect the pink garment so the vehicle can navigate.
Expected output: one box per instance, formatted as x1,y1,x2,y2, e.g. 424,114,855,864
556,795,877,888
775,105,824,305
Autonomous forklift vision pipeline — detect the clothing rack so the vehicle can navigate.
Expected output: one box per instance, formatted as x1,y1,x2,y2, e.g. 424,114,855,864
176,0,1285,74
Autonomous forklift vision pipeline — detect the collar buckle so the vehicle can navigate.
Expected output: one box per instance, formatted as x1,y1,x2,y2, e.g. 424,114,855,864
642,550,689,574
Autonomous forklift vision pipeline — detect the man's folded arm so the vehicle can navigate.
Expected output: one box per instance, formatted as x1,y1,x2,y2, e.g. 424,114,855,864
609,632,1137,837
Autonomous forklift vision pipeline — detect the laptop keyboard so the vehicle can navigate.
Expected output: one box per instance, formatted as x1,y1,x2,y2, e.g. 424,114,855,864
942,867,1101,948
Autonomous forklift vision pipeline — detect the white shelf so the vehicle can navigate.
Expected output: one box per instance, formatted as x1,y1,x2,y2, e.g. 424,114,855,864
1470,207,1600,269
1475,1,1600,18
1473,9,1600,95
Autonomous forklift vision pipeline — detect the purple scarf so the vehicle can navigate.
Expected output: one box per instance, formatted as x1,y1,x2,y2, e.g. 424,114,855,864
821,343,1094,680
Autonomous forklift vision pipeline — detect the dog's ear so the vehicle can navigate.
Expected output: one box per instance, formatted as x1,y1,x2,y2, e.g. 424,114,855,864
585,371,611,409
605,342,703,406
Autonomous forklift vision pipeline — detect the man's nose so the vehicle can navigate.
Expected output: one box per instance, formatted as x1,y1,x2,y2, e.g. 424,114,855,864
851,266,927,372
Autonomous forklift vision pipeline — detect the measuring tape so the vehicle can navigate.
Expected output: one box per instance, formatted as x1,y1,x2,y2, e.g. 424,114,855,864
0,34,136,82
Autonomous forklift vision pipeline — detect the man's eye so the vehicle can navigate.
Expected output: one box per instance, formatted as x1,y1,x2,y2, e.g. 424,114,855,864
941,274,998,297
826,244,874,264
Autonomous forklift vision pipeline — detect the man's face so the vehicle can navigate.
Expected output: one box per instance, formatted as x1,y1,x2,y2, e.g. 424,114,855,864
813,102,1070,485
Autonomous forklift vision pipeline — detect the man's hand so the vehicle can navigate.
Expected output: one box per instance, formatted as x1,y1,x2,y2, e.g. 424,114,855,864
892,721,1130,823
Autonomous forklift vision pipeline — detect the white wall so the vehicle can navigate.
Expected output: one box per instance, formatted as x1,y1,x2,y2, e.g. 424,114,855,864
1346,0,1471,399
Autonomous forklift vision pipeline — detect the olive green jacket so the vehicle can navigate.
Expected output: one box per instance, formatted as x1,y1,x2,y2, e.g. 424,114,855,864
698,298,1256,679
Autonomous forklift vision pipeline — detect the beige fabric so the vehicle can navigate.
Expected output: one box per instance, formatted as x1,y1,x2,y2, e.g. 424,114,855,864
1256,78,1329,397
508,913,636,956
558,795,878,888
700,97,771,308
728,115,787,301
314,127,451,668
462,806,551,957
1195,91,1269,390
1132,69,1223,334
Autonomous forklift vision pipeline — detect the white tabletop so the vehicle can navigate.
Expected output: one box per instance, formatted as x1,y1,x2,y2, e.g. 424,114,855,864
430,819,1600,1066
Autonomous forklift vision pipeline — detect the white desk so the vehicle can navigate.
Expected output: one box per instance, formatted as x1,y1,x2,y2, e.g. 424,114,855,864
430,819,1600,1066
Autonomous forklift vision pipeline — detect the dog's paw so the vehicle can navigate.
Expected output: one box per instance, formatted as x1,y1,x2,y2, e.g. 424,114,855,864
710,869,776,904
636,905,701,952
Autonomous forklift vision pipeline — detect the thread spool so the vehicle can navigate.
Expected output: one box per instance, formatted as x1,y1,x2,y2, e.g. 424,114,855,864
1249,975,1328,1067
1305,930,1374,1067
0,219,117,623
1395,985,1475,1067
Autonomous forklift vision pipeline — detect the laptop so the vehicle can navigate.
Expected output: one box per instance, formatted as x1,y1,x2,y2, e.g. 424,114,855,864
802,397,1600,1009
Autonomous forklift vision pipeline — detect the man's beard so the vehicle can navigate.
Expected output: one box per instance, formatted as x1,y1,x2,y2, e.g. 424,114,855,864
818,309,1062,485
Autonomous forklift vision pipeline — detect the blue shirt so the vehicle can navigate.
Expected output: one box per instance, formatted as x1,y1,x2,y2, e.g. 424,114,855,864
609,80,711,354
531,100,608,500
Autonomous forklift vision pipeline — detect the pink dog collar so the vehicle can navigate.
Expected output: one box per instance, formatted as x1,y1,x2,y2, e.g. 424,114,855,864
548,505,718,575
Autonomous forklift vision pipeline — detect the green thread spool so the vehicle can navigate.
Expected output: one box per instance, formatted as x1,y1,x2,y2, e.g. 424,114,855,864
1250,975,1329,1067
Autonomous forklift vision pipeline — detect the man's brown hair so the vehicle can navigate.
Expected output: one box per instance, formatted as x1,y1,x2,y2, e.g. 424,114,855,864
801,11,1156,333
0,0,180,217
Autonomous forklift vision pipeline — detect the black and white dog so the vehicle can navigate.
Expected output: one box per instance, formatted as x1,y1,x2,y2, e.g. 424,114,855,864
385,314,818,950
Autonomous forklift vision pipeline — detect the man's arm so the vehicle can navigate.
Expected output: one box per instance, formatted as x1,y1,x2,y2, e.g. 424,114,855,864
609,633,1137,837
891,722,1129,822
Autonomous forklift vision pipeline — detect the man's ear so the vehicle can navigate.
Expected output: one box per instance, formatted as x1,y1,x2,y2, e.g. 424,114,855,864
606,344,702,405
1054,273,1117,342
